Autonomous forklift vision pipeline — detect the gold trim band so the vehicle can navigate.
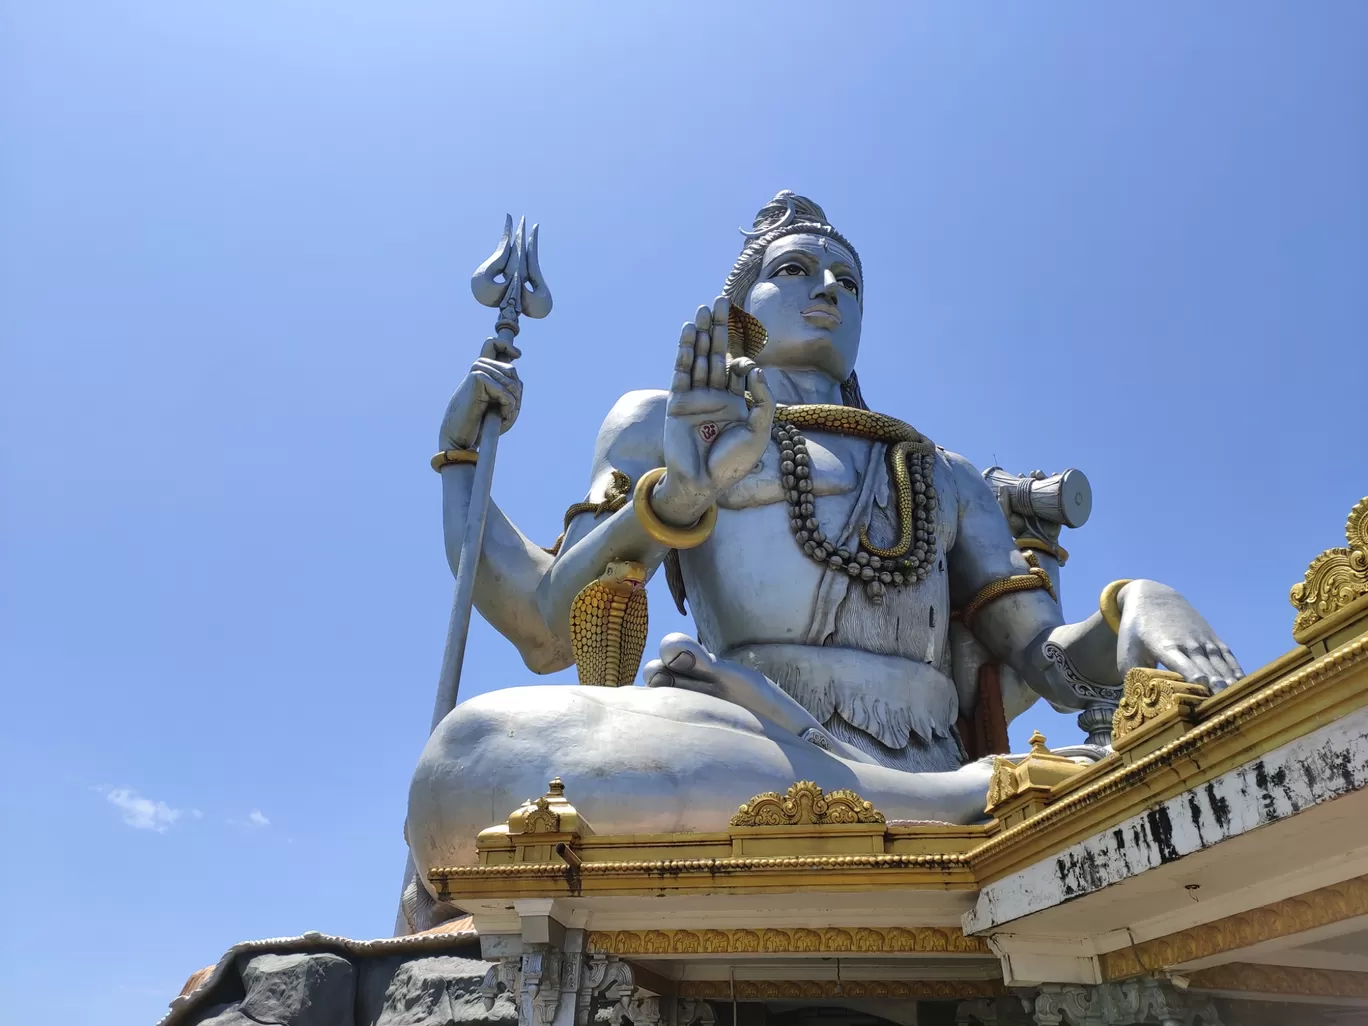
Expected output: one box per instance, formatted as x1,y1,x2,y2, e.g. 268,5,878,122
1100,579,1134,633
431,448,478,472
586,925,987,956
1099,869,1368,981
632,467,717,550
681,980,1001,1001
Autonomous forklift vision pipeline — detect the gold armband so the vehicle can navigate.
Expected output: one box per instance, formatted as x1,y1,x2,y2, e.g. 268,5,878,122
1014,536,1069,566
1100,579,1134,633
430,448,478,472
961,568,1054,623
632,467,717,550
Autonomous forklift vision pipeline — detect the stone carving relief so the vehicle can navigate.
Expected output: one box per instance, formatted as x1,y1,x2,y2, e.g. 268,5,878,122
1031,980,1221,1026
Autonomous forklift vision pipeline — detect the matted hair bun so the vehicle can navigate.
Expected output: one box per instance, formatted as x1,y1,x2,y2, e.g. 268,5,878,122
742,190,832,238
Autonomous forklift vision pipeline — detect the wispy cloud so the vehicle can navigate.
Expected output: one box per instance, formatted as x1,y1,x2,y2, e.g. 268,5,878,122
230,809,270,829
97,786,182,833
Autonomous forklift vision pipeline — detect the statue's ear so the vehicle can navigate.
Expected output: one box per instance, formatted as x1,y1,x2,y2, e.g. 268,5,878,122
727,306,768,360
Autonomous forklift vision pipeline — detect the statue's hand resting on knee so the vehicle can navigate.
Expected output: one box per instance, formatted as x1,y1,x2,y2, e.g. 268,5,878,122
643,634,879,765
1115,580,1244,692
648,296,776,527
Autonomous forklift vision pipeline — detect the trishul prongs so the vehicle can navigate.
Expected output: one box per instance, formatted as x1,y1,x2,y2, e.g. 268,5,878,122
470,214,553,337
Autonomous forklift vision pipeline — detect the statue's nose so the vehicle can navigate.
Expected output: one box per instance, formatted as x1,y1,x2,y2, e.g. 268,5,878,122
811,270,840,303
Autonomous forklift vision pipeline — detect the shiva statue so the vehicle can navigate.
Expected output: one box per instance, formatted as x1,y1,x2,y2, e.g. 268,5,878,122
403,192,1243,931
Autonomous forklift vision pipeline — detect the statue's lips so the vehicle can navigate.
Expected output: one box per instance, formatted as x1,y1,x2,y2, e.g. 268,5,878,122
801,303,842,325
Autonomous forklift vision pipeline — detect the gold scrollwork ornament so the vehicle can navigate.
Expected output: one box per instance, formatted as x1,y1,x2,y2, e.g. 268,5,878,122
1290,496,1368,642
729,780,885,827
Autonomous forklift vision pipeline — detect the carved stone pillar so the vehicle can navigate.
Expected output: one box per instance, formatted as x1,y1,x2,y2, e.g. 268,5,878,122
1031,979,1222,1026
483,945,717,1026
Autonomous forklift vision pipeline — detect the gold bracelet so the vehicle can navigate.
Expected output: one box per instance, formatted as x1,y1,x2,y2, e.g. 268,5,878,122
632,467,717,550
1100,579,1134,633
431,448,478,472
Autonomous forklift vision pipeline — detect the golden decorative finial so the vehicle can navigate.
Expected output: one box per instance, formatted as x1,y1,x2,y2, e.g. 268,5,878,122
506,777,585,835
985,732,1086,826
729,781,885,827
1290,496,1368,645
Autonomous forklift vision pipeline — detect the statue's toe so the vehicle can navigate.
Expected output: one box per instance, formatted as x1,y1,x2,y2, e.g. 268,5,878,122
659,632,713,676
641,657,673,688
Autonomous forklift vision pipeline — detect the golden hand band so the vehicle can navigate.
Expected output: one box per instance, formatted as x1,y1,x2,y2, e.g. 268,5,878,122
632,467,717,550
431,448,479,472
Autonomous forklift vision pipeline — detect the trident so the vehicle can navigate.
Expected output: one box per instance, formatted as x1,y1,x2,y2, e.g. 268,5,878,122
429,215,552,732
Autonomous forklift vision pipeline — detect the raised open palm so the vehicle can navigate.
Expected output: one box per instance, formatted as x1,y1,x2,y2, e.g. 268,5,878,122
652,296,775,525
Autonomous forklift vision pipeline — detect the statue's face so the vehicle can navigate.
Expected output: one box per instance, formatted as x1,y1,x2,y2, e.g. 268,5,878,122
745,233,862,381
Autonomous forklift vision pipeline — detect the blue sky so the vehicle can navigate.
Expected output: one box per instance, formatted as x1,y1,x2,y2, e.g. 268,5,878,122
2,3,1365,1023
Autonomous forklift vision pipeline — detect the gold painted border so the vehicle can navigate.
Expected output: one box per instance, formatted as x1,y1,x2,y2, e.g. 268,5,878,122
585,926,988,956
1189,962,1368,1001
679,979,1001,1000
1100,872,1368,980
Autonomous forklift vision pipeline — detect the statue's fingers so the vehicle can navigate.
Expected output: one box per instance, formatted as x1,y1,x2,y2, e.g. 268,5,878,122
692,325,711,388
1203,643,1239,690
1217,643,1245,679
471,370,519,425
672,323,695,393
1159,646,1209,686
744,366,776,428
473,358,519,396
1185,646,1221,685
708,335,727,390
480,337,522,362
727,357,754,397
473,358,520,387
711,296,730,369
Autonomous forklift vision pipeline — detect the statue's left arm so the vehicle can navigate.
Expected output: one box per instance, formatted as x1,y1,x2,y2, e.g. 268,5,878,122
943,452,1244,705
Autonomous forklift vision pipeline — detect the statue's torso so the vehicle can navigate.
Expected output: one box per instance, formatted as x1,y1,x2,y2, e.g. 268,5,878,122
678,428,963,759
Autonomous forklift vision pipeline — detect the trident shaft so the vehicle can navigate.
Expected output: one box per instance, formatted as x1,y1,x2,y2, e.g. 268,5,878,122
429,215,552,732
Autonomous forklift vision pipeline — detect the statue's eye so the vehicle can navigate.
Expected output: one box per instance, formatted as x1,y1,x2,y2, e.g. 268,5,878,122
839,277,859,296
774,263,807,277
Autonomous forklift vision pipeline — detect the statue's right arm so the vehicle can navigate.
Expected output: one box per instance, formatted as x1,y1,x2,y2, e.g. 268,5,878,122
440,467,572,674
438,337,574,675
535,390,674,639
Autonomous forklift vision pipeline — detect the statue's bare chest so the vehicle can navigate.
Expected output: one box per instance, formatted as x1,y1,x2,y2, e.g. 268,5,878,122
715,433,866,510
681,435,956,666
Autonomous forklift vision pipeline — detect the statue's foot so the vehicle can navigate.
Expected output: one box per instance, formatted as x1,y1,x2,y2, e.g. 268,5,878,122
643,633,766,701
642,633,853,754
